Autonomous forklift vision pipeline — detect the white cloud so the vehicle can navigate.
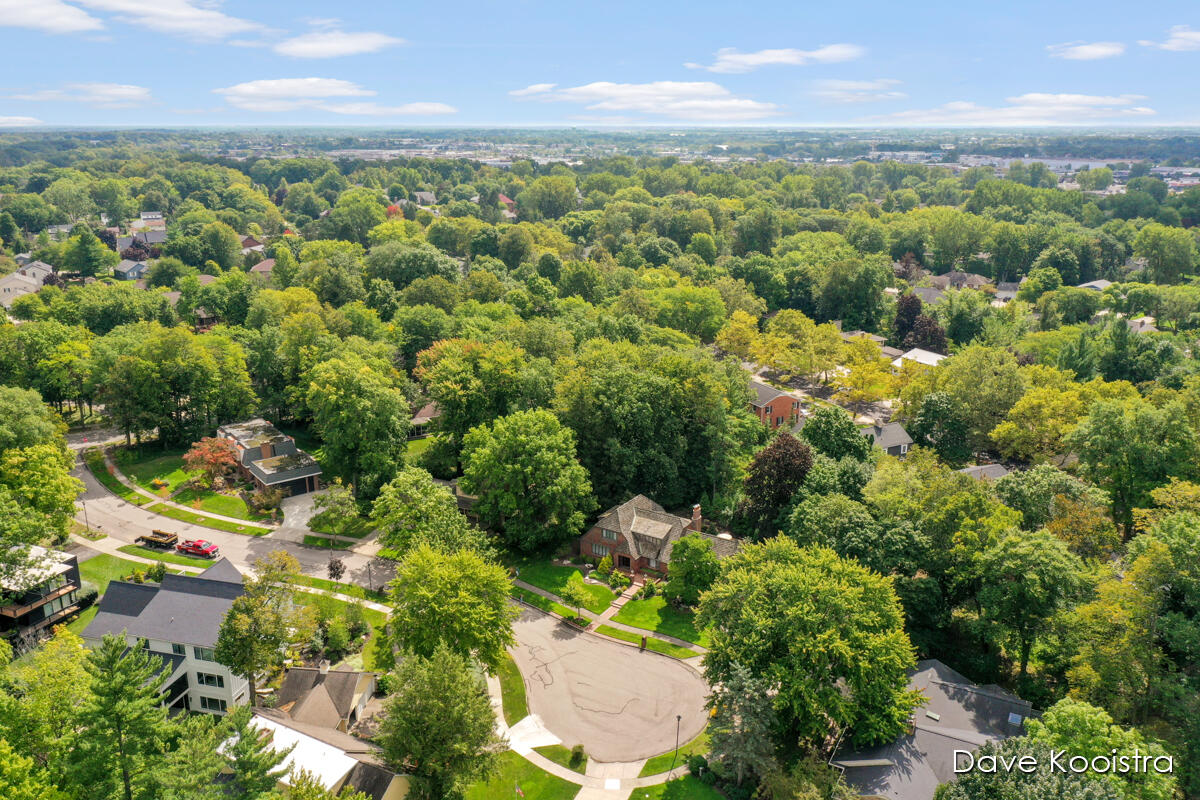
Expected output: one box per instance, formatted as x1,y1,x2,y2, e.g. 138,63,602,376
74,0,262,40
1139,25,1200,51
274,30,403,58
1047,41,1126,60
870,93,1155,126
813,78,906,104
0,0,103,33
510,83,557,97
319,101,456,115
512,81,778,121
11,82,152,107
213,78,454,116
0,116,43,127
685,44,863,73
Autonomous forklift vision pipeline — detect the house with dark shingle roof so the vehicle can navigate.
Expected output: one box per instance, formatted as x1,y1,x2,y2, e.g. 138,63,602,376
82,559,248,715
578,495,740,576
749,380,802,429
832,660,1033,800
217,418,322,496
276,663,377,732
958,463,1010,481
861,421,913,457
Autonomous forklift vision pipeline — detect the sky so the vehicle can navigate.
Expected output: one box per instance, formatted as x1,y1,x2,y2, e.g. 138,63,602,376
1,0,1200,128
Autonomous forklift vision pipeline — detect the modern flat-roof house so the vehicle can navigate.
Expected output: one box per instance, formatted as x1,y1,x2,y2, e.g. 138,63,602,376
892,348,947,370
217,418,322,496
578,495,741,576
1,546,83,651
831,660,1033,800
276,663,377,733
83,559,248,715
861,421,913,457
245,709,410,800
749,380,802,429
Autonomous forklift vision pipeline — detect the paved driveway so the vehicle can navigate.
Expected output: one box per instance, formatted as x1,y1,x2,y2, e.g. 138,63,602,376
510,606,709,763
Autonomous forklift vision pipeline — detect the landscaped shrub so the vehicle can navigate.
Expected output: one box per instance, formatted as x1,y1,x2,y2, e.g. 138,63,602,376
596,554,612,576
146,561,167,583
569,744,586,768
76,585,99,610
607,570,630,590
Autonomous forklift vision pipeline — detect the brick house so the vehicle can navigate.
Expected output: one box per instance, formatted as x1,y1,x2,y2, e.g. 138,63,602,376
578,495,741,577
749,380,802,429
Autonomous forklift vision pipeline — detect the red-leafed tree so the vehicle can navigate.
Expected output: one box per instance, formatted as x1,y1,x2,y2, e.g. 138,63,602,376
183,437,238,487
739,432,814,538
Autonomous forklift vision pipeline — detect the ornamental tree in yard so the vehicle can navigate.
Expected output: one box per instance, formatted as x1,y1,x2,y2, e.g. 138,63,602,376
663,534,720,606
698,538,920,749
459,409,595,552
739,431,813,538
183,436,238,487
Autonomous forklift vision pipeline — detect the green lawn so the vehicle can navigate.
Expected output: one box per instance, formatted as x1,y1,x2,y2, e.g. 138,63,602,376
498,652,528,726
640,729,709,776
145,503,271,536
533,744,587,774
65,605,98,635
173,487,271,522
612,596,712,647
85,451,148,505
78,553,146,595
594,625,698,659
465,751,579,800
511,587,587,625
114,447,194,494
299,593,390,672
405,437,432,459
512,561,614,614
630,776,722,800
309,515,373,539
116,544,211,569
286,575,387,603
303,534,353,550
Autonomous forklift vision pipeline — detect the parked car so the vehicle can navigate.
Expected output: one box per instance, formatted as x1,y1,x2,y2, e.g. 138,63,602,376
176,539,220,558
136,529,178,548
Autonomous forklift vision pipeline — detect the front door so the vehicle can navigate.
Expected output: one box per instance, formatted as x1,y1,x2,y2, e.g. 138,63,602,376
617,555,631,569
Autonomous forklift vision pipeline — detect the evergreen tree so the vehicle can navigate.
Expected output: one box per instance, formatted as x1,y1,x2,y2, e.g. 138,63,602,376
707,663,777,787
224,706,293,800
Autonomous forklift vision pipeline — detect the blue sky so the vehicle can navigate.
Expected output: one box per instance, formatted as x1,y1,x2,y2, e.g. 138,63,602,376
1,0,1199,128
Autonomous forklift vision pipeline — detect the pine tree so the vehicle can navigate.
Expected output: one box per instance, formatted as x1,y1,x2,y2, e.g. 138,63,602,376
707,662,777,787
151,713,226,800
223,706,292,800
70,634,171,800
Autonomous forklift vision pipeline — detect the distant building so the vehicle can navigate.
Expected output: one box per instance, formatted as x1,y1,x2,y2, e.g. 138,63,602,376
993,282,1020,303
413,191,437,206
749,380,802,429
892,348,947,370
217,418,322,496
911,286,945,306
83,559,249,714
1,547,83,651
1077,279,1113,292
929,270,992,291
0,272,41,308
861,421,913,457
1127,316,1159,334
17,260,54,282
249,258,275,278
276,663,377,732
114,259,149,280
958,464,1010,481
832,660,1033,800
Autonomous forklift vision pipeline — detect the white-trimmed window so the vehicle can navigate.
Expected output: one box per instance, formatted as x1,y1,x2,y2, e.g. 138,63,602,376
197,672,224,688
199,696,227,713
601,530,618,541
592,544,610,557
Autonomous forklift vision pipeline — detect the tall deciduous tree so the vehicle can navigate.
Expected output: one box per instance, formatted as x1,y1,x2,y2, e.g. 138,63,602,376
0,738,67,800
387,545,518,670
460,409,595,552
800,405,871,462
371,467,490,557
663,534,721,606
699,538,920,748
375,645,503,800
739,432,813,537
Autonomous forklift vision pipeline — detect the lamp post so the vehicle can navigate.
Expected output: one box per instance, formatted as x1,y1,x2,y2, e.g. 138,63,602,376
81,498,91,533
670,714,682,772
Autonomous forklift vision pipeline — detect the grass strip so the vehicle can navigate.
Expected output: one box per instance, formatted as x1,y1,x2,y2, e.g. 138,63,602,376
510,586,587,625
594,625,698,659
303,534,353,550
533,744,588,774
639,728,709,776
145,503,271,536
497,652,528,726
85,452,148,506
116,544,212,568
287,575,387,603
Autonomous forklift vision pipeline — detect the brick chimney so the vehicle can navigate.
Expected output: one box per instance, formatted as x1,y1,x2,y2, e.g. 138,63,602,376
688,503,702,532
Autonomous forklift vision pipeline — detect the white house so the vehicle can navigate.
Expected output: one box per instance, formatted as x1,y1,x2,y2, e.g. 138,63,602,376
0,272,41,308
891,348,947,370
82,559,249,715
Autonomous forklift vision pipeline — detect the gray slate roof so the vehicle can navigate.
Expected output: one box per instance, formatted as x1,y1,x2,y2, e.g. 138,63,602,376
958,464,1009,480
594,495,742,564
911,286,945,305
749,380,791,408
861,421,913,451
83,560,244,647
832,660,1033,800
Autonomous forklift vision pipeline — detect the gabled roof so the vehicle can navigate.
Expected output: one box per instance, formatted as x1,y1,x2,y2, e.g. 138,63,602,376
114,259,147,275
861,421,913,451
911,286,945,306
1077,279,1113,291
249,258,275,274
958,463,1009,480
892,348,946,369
277,667,374,728
748,380,795,408
832,660,1033,800
83,559,244,647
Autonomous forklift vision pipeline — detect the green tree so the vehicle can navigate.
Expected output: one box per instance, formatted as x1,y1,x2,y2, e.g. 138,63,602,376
0,738,67,800
151,712,226,800
909,391,971,466
698,538,920,748
978,530,1086,677
800,404,871,462
559,572,589,620
70,634,172,800
310,479,360,535
663,534,721,606
739,432,813,537
61,226,117,278
199,221,243,271
707,663,777,787
460,409,595,552
223,706,293,800
306,354,409,498
375,645,503,800
371,467,490,557
1134,222,1197,284
935,739,1122,800
387,545,518,670
288,770,371,800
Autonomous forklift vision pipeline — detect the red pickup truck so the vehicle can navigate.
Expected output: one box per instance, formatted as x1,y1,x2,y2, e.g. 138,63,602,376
176,539,220,558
